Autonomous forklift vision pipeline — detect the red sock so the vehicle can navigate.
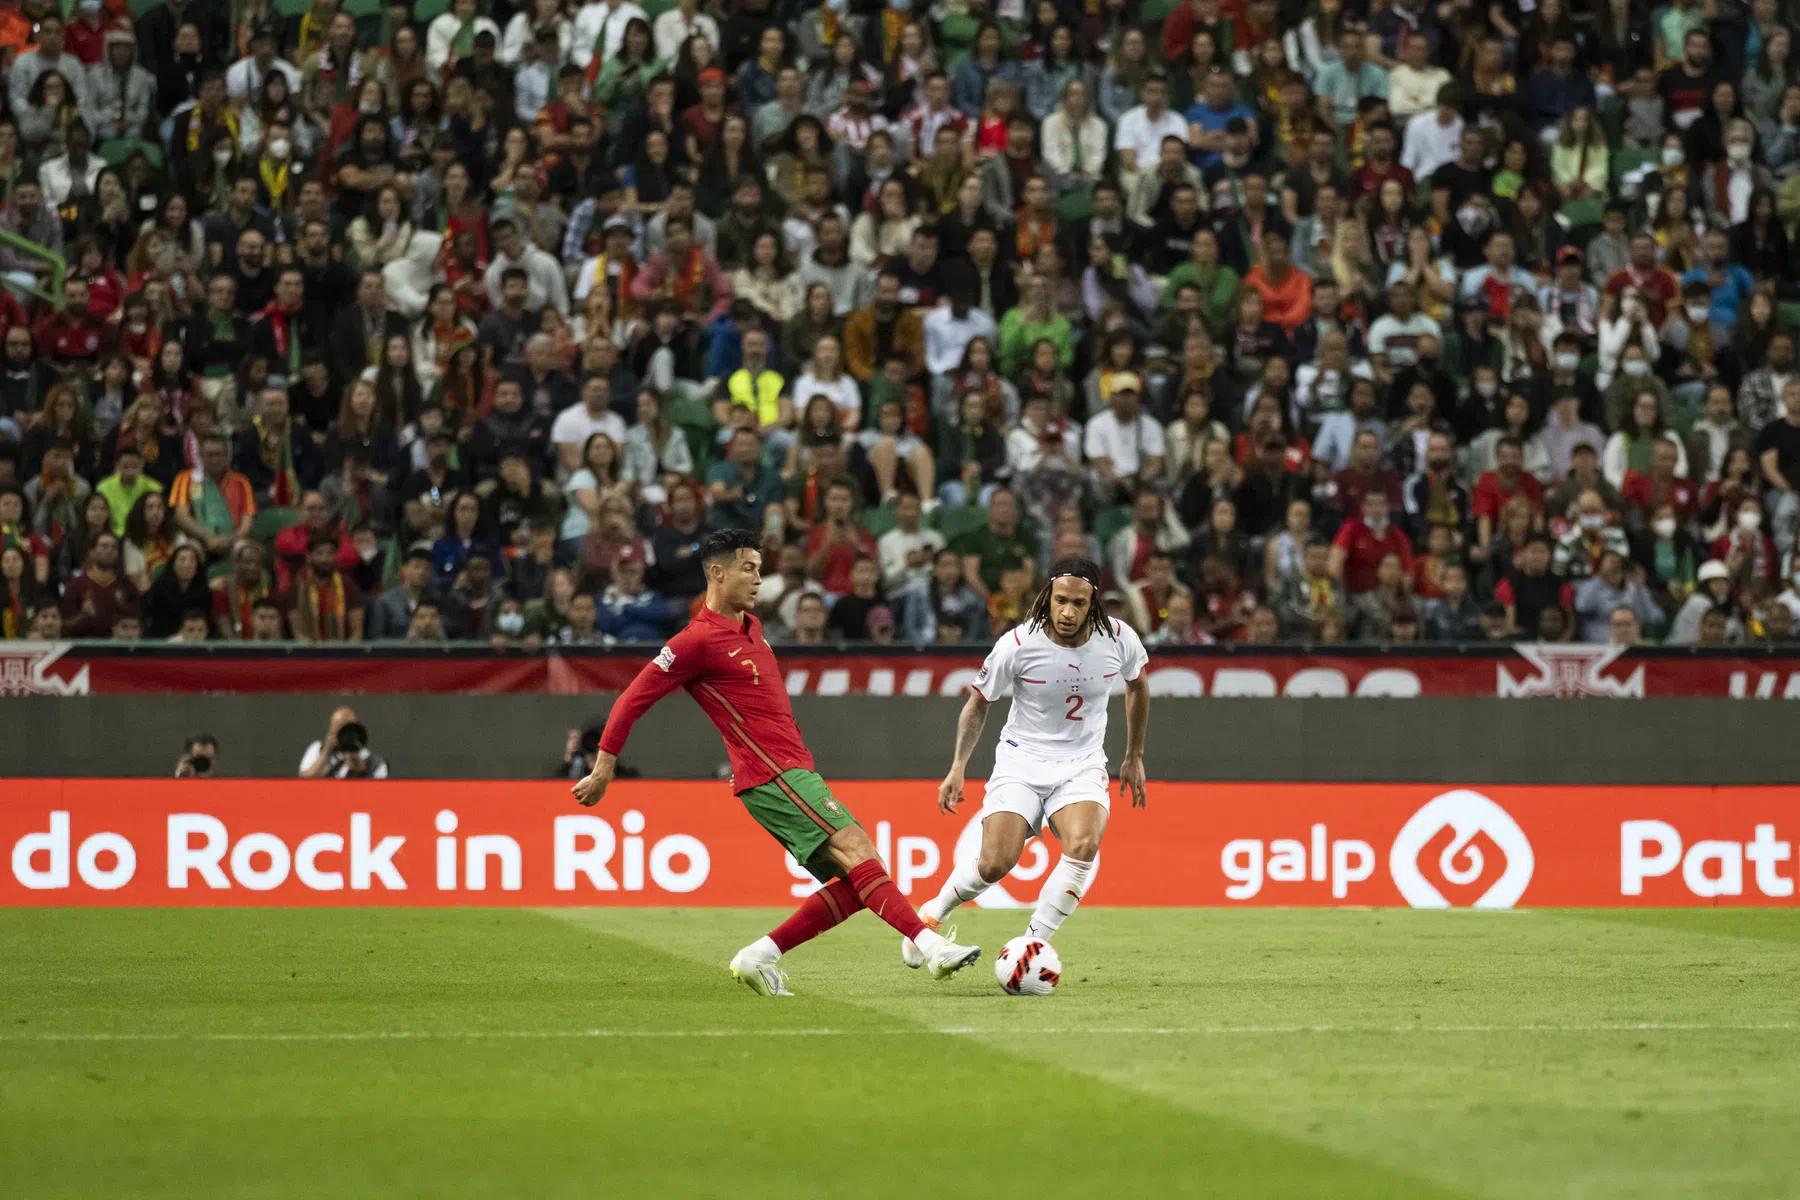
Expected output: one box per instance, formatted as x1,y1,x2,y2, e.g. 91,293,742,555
847,860,926,941
768,876,863,953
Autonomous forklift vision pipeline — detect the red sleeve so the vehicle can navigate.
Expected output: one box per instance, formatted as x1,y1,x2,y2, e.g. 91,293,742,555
1471,478,1498,520
1558,583,1574,609
598,634,707,757
272,524,308,557
1393,533,1414,574
629,258,663,299
1494,578,1515,607
1332,520,1358,550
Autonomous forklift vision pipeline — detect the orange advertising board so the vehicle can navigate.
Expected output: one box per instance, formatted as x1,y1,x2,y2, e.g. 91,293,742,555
3,780,1796,908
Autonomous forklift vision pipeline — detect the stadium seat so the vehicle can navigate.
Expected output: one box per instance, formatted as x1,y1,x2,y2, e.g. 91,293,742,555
860,503,898,538
1091,505,1135,549
251,507,298,547
932,504,987,544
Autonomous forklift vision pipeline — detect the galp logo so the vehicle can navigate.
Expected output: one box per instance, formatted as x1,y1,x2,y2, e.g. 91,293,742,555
1388,790,1534,908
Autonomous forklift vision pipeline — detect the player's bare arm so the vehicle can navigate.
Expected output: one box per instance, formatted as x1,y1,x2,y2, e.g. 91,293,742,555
1121,673,1150,809
572,750,617,807
940,690,991,813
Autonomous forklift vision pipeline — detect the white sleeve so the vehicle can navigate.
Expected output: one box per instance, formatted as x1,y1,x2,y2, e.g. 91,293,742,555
1368,316,1391,355
973,633,1019,701
1115,620,1149,682
298,741,322,775
1141,417,1167,458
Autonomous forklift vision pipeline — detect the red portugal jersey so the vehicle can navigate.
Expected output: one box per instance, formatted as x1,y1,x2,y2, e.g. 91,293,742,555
598,606,814,792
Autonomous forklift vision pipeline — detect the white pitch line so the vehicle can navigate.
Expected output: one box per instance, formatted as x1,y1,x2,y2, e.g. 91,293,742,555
2,1022,1795,1044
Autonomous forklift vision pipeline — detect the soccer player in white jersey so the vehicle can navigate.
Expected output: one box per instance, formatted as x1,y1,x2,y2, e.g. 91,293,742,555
902,557,1150,967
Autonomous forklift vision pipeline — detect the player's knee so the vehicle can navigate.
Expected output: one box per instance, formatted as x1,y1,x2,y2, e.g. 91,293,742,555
828,825,879,869
1061,833,1101,861
977,850,1018,883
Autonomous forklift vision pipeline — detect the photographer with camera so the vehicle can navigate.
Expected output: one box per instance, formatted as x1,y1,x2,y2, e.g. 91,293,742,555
175,734,219,778
557,723,638,781
298,706,390,779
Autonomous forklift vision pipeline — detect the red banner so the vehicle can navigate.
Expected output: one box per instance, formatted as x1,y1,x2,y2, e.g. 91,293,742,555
7,640,1800,697
5,780,1796,907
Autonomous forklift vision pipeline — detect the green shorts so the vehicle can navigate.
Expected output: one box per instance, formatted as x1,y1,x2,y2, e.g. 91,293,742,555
739,769,862,882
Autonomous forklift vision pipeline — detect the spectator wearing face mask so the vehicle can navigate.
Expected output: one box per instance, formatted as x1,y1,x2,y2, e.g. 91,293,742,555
1553,489,1632,580
1329,490,1413,596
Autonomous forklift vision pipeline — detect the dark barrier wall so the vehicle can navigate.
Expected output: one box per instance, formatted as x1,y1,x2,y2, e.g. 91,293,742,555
0,696,1788,784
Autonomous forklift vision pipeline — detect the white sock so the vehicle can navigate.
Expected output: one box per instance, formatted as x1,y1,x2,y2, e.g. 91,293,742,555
747,934,781,961
1025,856,1095,942
912,927,948,955
923,860,993,923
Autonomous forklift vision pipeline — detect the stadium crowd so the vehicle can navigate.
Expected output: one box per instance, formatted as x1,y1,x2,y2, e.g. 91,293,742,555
2,0,1800,648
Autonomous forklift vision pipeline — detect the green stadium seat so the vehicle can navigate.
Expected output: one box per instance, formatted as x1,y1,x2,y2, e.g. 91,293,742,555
1610,146,1658,189
860,503,898,538
932,504,987,544
665,390,713,430
1561,195,1605,233
413,0,451,23
1783,302,1800,331
1091,504,1134,549
97,139,160,170
250,506,297,549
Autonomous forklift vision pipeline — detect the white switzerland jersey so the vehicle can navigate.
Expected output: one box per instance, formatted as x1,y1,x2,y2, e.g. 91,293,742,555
972,619,1148,761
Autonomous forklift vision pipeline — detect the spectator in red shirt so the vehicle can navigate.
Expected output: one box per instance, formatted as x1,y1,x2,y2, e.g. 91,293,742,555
1603,234,1680,329
1473,436,1545,563
1243,229,1313,334
59,528,139,637
1350,122,1415,205
35,278,115,373
1330,490,1415,594
281,532,366,642
272,489,359,592
1620,438,1696,531
1713,495,1781,587
803,478,876,598
1332,429,1404,526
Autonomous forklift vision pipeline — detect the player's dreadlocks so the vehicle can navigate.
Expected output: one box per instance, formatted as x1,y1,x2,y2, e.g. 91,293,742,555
1025,557,1116,641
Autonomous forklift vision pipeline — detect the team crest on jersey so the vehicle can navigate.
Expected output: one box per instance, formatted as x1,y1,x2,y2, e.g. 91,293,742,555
976,666,989,684
653,645,677,672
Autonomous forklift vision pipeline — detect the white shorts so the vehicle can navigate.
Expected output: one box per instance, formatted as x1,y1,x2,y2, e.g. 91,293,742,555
980,748,1111,836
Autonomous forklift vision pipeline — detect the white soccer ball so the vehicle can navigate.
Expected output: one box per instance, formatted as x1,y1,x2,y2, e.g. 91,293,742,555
994,936,1061,996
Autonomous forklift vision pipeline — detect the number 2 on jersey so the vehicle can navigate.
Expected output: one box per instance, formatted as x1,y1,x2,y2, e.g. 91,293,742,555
1064,694,1084,721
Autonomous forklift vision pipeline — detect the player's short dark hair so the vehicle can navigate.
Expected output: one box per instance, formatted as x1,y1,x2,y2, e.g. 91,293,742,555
699,528,762,569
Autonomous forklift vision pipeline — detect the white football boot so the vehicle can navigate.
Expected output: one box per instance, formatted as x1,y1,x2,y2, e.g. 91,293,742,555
729,942,794,997
900,914,942,969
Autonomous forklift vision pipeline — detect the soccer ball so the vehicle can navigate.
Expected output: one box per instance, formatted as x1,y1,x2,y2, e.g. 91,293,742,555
994,936,1061,996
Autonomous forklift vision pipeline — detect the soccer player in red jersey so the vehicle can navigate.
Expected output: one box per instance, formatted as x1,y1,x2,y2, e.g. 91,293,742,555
572,527,982,995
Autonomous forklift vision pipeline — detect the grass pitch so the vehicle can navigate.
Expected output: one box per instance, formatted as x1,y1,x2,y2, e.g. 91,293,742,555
4,907,1799,1199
